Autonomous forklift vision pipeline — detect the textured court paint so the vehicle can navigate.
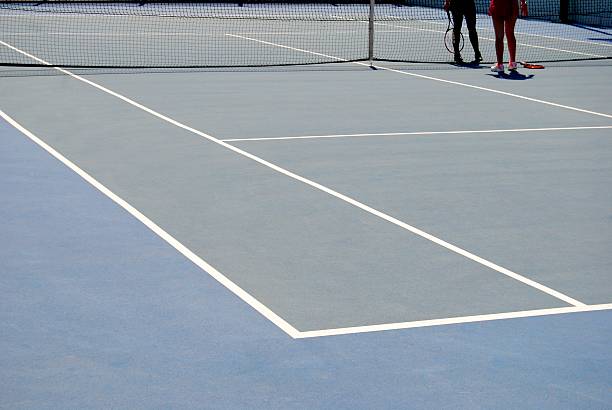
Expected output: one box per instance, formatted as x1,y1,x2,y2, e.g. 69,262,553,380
2,119,612,408
0,110,300,338
0,105,572,332
0,41,586,308
425,64,612,116
10,100,610,338
57,70,612,141
233,130,612,305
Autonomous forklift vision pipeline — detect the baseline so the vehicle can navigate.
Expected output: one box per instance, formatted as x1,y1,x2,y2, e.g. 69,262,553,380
297,303,612,338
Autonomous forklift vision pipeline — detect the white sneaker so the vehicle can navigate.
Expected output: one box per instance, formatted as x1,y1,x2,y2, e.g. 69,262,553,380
491,63,504,73
508,62,518,70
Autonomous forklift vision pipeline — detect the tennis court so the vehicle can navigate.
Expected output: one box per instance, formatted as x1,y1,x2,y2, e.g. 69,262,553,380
1,0,611,408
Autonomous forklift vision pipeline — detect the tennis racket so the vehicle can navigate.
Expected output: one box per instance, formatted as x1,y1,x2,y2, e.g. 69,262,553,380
519,61,545,69
444,10,464,54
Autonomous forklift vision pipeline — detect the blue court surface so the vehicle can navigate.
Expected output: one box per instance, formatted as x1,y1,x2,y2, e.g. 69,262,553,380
2,118,612,408
2,2,612,408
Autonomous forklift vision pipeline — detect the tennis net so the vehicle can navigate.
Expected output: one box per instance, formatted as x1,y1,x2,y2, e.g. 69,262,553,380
0,0,611,68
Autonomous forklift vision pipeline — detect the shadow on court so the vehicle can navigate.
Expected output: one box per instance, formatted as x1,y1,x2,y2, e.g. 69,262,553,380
488,71,535,80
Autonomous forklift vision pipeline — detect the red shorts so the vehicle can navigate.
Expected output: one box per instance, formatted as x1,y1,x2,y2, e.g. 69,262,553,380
489,0,519,19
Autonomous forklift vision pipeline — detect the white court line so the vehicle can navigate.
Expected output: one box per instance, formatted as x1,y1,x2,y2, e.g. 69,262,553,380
0,39,587,311
221,125,612,142
227,34,612,120
296,303,612,338
0,30,366,37
0,109,301,340
2,32,226,36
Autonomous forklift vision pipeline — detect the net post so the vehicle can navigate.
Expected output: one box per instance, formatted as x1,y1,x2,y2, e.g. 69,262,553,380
368,0,375,67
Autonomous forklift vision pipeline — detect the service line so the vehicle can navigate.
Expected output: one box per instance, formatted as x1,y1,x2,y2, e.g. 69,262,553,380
221,125,612,142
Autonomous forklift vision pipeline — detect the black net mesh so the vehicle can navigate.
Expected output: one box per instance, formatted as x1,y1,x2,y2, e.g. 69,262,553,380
0,0,610,68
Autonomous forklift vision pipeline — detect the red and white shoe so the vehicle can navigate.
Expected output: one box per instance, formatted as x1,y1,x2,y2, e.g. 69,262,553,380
490,63,504,73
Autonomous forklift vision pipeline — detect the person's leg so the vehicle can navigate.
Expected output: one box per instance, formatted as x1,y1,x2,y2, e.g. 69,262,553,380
492,16,505,65
465,6,481,61
505,16,518,64
451,10,464,62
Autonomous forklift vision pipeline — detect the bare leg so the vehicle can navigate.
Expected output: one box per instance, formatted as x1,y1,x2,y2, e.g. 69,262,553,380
505,16,517,63
492,17,505,64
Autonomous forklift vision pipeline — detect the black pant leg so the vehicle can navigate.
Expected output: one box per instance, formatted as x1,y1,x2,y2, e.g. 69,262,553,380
464,7,481,56
451,10,463,55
